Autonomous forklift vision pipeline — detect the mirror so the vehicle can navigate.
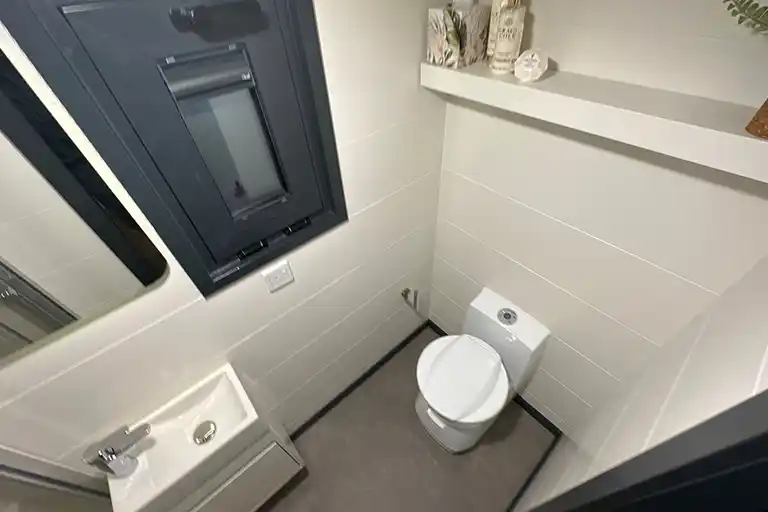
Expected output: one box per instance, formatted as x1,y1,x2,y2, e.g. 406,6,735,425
0,52,167,360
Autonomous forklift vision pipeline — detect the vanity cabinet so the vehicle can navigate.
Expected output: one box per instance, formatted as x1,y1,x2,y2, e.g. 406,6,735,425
190,442,298,512
144,422,302,512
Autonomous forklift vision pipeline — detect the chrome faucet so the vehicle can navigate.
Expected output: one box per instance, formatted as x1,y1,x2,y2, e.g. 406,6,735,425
82,424,151,478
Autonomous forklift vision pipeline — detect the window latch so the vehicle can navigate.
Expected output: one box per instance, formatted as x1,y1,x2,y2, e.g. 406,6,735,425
237,239,268,260
283,217,311,236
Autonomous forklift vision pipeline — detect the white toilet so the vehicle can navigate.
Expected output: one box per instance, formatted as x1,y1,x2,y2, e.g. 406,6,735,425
416,288,549,452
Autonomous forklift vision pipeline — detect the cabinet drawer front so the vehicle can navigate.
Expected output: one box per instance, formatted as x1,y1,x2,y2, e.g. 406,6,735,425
192,443,300,512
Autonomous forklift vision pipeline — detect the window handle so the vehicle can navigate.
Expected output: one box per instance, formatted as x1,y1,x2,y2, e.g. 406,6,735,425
169,0,267,42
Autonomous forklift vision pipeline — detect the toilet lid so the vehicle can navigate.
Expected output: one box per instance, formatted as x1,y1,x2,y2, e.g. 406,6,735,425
417,335,509,423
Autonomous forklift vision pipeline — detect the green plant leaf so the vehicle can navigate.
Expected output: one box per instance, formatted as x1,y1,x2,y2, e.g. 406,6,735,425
725,0,768,31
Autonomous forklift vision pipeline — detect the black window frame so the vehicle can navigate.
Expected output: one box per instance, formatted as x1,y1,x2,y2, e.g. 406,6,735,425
0,0,347,296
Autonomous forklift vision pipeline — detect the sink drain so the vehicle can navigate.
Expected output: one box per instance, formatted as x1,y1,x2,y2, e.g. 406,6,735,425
193,420,217,445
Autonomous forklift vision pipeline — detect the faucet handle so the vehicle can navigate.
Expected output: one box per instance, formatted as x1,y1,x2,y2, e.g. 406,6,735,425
83,424,151,476
111,423,151,455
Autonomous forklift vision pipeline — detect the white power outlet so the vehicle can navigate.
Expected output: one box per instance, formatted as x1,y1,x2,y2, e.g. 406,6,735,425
261,259,295,293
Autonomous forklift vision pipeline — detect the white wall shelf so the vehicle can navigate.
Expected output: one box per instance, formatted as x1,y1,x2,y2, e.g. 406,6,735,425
421,63,768,185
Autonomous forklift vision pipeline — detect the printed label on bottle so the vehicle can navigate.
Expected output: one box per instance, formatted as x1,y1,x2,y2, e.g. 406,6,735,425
489,7,525,74
486,0,505,57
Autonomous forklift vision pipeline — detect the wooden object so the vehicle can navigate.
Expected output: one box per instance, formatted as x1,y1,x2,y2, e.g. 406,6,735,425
746,100,768,140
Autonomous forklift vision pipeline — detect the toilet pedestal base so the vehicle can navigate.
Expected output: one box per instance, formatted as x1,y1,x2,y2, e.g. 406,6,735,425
415,393,500,453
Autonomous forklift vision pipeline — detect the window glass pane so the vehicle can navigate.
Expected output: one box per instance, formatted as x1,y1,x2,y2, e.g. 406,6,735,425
178,88,285,217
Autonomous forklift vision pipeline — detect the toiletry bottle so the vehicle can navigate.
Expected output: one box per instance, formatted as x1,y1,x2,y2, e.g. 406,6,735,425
486,0,507,59
489,0,526,74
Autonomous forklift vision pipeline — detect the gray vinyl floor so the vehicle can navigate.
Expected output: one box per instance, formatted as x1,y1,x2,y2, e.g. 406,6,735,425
265,327,555,512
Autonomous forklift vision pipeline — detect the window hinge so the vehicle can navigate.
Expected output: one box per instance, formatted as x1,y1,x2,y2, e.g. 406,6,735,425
283,217,311,236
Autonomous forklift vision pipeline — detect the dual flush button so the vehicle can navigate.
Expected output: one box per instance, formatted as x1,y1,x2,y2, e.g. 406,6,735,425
497,308,517,326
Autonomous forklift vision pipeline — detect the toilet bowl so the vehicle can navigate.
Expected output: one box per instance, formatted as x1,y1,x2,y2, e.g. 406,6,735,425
416,334,510,452
415,288,548,452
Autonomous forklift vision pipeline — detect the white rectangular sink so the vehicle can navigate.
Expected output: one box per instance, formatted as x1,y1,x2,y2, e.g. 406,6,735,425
108,364,258,512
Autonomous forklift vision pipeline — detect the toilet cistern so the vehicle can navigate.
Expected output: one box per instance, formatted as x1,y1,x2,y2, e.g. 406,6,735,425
82,423,151,478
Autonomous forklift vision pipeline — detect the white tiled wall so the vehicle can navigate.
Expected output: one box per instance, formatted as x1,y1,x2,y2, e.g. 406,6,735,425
527,0,768,106
0,0,444,477
431,0,768,435
431,101,768,434
502,2,768,507
0,130,142,318
517,256,768,510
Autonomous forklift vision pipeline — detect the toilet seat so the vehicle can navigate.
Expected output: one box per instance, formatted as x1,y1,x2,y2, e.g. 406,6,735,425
417,335,509,424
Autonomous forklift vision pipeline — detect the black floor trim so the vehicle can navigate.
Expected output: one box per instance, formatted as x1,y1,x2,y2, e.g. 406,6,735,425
426,319,446,336
514,396,562,438
290,321,431,440
507,435,562,512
